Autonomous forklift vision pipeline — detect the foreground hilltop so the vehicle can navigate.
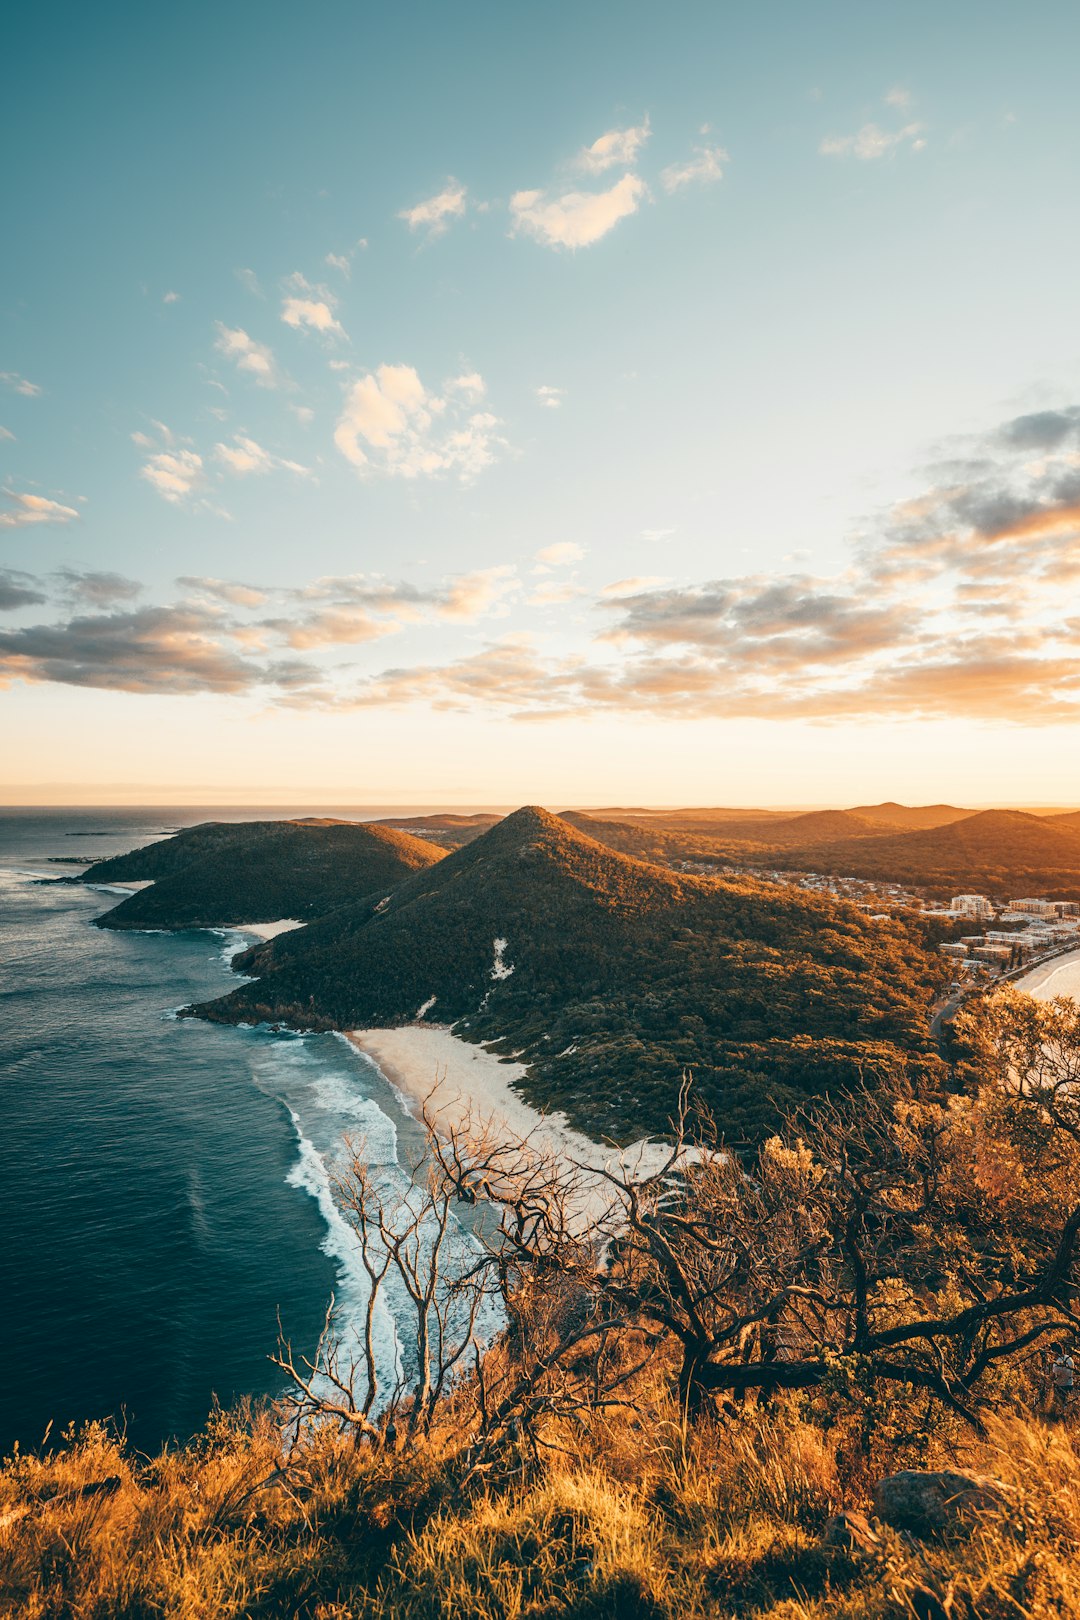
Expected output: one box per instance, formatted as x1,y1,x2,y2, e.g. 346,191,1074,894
194,806,945,1140
83,818,443,930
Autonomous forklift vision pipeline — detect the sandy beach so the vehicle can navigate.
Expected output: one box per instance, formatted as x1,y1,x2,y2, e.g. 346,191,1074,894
345,1026,680,1213
1016,947,1080,1002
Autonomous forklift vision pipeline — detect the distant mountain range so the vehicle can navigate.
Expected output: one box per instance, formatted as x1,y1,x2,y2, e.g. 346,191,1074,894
82,819,442,929
767,809,1080,899
190,807,946,1142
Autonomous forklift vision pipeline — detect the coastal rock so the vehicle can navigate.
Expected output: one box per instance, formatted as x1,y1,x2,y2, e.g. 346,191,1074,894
821,1509,881,1554
873,1469,1012,1535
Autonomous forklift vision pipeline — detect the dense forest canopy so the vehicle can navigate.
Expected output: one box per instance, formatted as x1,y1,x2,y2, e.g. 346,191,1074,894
83,819,443,930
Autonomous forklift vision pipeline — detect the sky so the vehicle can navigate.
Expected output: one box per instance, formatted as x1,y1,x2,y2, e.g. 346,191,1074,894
3,0,1079,807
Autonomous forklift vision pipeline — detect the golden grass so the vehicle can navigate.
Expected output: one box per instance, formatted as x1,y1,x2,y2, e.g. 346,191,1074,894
3,1400,1080,1619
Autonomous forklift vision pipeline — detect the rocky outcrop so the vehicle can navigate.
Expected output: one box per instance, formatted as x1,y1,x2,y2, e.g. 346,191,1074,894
873,1469,1012,1535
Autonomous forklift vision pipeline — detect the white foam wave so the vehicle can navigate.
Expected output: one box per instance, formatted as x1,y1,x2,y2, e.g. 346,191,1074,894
284,1110,404,1402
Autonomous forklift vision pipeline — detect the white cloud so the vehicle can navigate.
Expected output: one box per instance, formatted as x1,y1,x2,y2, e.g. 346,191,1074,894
820,121,926,159
642,527,675,542
214,324,278,386
447,372,485,399
334,363,503,481
0,426,15,441
0,491,80,529
163,290,180,303
527,581,585,607
535,542,585,566
601,575,669,596
661,144,728,192
885,87,913,109
140,449,203,503
573,118,651,174
235,267,263,297
436,565,517,619
214,435,310,478
290,404,315,425
510,173,647,250
398,180,468,238
214,436,274,475
1,372,42,398
536,385,564,409
281,296,345,338
325,252,351,277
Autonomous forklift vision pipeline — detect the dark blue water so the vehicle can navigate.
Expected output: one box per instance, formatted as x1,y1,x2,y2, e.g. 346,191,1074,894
0,807,445,1455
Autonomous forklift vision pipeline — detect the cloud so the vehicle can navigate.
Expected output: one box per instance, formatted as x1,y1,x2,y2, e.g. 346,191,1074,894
660,144,728,192
573,119,650,174
820,121,925,159
177,576,269,608
0,426,14,441
0,603,321,696
536,385,564,409
527,581,585,606
163,290,180,303
214,323,278,386
436,565,517,619
885,87,913,109
510,173,647,249
0,372,42,398
280,276,346,338
535,542,585,566
140,448,203,503
398,180,468,238
447,372,485,399
600,576,669,597
334,363,504,480
642,527,675,542
0,492,80,529
55,569,141,608
325,253,351,277
235,267,263,297
213,435,309,478
0,569,47,610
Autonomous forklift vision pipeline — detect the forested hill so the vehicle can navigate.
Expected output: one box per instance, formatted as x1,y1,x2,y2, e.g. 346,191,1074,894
770,809,1080,899
193,806,947,1142
84,819,444,930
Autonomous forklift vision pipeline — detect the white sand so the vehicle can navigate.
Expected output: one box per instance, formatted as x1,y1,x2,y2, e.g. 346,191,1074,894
345,1025,680,1215
237,918,304,942
1016,948,1080,1002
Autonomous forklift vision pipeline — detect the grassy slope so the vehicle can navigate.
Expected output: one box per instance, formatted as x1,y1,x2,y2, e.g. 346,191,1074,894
87,820,443,930
3,1401,1077,1619
195,807,945,1140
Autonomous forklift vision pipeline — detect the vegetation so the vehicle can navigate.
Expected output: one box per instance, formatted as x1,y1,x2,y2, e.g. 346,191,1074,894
770,809,1080,900
193,807,947,1142
83,819,443,931
6,986,1080,1618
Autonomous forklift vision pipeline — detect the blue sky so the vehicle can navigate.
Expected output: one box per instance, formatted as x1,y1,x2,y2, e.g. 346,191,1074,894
3,0,1079,804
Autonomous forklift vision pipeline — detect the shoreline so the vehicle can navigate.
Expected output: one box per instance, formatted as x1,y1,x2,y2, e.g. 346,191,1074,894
344,1025,679,1214
1015,946,1080,1001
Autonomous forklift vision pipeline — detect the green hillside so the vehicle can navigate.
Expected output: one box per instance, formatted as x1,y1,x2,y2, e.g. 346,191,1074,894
86,819,443,930
193,806,946,1141
772,808,1080,899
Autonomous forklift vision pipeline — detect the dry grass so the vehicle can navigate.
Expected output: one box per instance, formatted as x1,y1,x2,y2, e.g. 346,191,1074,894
3,1398,1080,1619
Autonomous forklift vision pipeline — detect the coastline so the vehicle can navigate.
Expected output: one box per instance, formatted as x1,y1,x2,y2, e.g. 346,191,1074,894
1015,947,1080,1002
344,1025,679,1208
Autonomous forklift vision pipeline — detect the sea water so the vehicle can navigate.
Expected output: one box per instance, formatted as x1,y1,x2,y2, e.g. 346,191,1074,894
0,807,478,1455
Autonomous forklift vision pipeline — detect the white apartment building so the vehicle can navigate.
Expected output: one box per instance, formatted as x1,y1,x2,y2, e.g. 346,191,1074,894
949,894,995,918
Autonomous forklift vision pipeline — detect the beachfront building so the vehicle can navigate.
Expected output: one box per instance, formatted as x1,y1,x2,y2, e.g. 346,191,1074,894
1008,898,1058,917
950,894,994,919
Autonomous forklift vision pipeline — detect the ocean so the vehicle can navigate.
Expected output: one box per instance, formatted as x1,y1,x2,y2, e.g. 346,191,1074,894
0,806,471,1456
